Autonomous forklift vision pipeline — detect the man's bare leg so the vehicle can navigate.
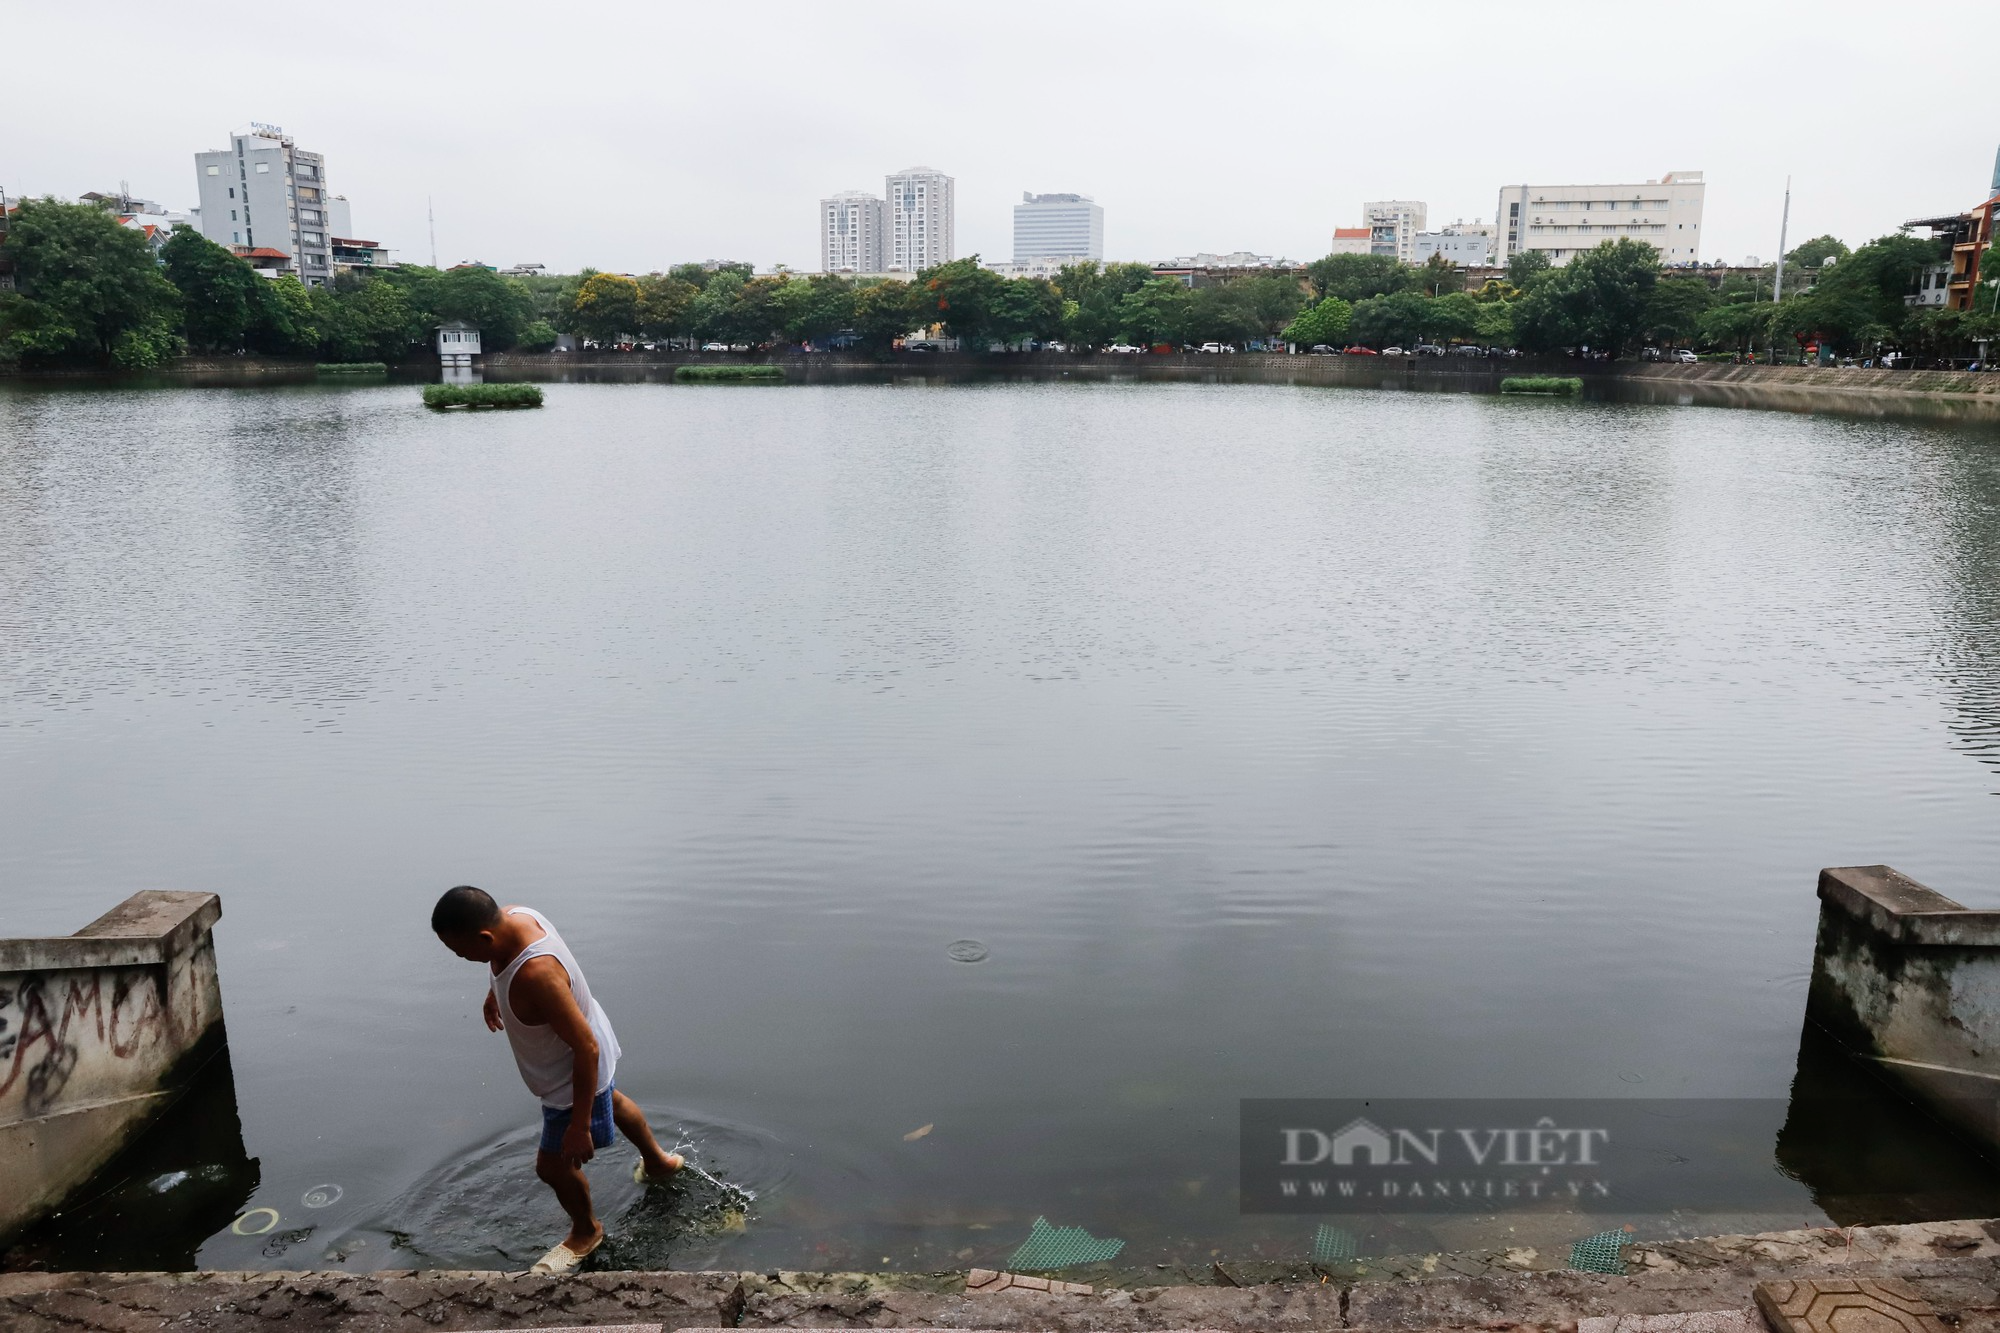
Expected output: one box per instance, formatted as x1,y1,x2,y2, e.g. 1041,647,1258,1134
611,1090,684,1179
534,1149,605,1252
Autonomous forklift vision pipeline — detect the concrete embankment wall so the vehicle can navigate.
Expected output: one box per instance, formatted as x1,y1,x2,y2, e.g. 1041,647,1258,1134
0,892,226,1241
481,352,2000,421
1807,866,2000,1151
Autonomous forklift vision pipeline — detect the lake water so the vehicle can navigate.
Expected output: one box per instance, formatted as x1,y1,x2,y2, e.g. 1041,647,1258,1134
5,380,2000,1274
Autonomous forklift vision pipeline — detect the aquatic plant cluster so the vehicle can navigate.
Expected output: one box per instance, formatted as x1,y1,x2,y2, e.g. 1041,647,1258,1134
674,364,785,383
1500,376,1584,396
422,383,543,409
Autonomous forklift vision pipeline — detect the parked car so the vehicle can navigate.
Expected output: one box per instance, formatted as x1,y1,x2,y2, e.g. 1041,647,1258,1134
1104,343,1142,354
1413,344,1445,357
1197,342,1236,354
1307,344,1340,354
1381,346,1408,356
1672,348,1697,364
1640,346,1665,361
1343,345,1380,356
700,342,728,352
1448,344,1484,357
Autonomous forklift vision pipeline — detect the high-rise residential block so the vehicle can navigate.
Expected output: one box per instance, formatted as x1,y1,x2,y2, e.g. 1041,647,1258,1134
820,191,887,273
1363,200,1427,263
886,166,954,272
1494,172,1705,267
1012,192,1102,263
194,125,335,286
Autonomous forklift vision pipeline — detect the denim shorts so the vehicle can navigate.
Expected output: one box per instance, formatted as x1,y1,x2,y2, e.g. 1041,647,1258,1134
540,1086,614,1155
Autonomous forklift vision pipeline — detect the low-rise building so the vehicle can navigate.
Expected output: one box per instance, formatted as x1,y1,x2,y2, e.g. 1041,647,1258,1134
1905,194,1998,312
232,246,295,279
331,237,393,272
1412,221,1494,267
1326,227,1371,256
1494,172,1705,266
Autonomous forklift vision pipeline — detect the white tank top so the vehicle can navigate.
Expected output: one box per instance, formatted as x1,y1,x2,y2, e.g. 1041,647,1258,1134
490,907,621,1108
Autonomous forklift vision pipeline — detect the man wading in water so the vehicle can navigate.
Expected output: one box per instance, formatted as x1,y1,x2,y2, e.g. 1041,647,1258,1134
432,885,683,1274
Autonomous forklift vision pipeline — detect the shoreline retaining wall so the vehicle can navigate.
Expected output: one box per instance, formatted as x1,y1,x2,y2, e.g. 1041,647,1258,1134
1806,865,2000,1151
0,892,227,1241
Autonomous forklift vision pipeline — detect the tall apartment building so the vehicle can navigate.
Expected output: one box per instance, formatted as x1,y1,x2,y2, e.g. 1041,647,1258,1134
886,166,954,272
1363,200,1427,263
1012,192,1103,262
1494,172,1705,267
820,190,887,272
193,125,335,286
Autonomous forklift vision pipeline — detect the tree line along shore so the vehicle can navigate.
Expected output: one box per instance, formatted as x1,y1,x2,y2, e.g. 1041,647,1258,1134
2,197,1995,372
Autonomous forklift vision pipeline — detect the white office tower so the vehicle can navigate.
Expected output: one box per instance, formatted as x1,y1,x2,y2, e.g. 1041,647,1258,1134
886,166,954,272
1363,200,1427,263
1013,192,1103,263
193,124,336,286
1494,172,1705,266
820,191,887,273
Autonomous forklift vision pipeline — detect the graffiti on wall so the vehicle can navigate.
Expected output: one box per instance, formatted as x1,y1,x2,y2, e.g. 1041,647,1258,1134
0,948,209,1119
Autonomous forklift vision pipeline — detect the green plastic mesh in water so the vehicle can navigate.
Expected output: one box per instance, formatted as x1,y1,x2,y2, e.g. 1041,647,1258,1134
1567,1229,1628,1273
1312,1224,1358,1263
1007,1216,1126,1269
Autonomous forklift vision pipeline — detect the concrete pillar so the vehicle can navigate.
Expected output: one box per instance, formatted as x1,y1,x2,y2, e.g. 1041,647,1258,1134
1806,865,2000,1151
0,892,226,1242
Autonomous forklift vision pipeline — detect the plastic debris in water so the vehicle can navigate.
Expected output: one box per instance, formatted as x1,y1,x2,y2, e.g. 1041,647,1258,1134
902,1123,933,1141
231,1207,281,1236
1568,1228,1629,1273
149,1171,191,1194
1008,1216,1125,1270
301,1184,344,1208
1312,1224,1358,1262
947,940,989,963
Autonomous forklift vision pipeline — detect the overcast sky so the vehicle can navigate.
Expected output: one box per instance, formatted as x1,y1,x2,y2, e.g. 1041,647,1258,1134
9,0,1996,275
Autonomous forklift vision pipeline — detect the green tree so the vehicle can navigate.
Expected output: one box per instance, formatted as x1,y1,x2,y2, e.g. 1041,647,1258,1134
686,269,746,342
1786,233,1944,353
515,320,559,352
1282,296,1352,346
161,226,266,352
252,275,318,356
636,272,700,343
1055,261,1153,348
773,273,856,346
1423,291,1481,343
1116,278,1193,346
1505,249,1553,289
1473,298,1515,346
1642,276,1713,347
1416,253,1464,297
0,197,180,367
1347,290,1432,347
426,265,535,350
1786,235,1850,269
569,272,641,344
1512,238,1661,355
1184,283,1264,345
912,257,1009,347
988,277,1063,347
851,280,917,350
712,275,790,346
1305,252,1416,303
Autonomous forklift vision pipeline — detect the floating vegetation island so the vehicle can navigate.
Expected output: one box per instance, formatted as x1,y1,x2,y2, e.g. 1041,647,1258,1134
423,383,544,409
675,364,785,383
1500,376,1584,396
